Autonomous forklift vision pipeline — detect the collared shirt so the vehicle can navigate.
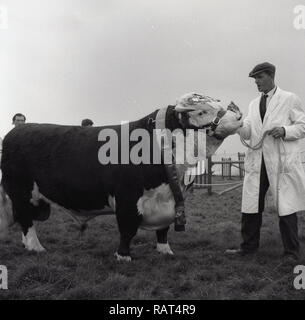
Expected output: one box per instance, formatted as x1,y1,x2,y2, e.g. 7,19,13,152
263,86,277,108
262,86,285,136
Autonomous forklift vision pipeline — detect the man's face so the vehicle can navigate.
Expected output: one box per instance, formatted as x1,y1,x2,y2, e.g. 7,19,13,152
254,72,274,93
13,116,26,127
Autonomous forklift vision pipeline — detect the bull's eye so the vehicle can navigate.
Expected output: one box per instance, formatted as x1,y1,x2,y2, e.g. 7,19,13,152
198,111,207,116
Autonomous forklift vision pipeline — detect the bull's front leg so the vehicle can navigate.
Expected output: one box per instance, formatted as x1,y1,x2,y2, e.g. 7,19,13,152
156,227,174,255
114,199,142,262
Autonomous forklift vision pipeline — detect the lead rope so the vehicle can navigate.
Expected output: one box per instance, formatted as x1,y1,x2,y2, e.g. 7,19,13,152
276,138,288,212
239,130,272,150
240,131,287,212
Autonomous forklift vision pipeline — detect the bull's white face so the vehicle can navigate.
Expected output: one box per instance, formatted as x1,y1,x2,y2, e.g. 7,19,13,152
175,93,224,129
187,104,223,128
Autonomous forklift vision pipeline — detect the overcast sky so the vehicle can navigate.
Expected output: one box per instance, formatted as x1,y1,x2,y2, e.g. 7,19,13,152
1,0,305,155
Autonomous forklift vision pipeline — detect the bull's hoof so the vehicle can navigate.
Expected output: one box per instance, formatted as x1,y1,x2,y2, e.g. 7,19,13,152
114,252,132,262
156,242,174,255
26,243,46,253
26,246,46,253
22,228,46,253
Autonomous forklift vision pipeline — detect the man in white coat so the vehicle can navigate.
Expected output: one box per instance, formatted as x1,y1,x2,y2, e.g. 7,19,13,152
227,62,305,260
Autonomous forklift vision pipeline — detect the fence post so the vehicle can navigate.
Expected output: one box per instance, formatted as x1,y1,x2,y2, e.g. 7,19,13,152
222,157,231,179
238,152,245,179
228,157,232,180
207,156,212,195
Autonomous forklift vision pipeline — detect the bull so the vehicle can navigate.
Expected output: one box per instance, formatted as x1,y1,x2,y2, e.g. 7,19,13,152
0,93,242,261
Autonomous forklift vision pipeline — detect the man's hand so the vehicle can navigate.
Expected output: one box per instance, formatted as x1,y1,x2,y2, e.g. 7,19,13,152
235,121,244,134
269,127,285,139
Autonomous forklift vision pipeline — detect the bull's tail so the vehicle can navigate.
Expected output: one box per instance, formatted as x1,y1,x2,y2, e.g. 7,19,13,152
0,185,14,238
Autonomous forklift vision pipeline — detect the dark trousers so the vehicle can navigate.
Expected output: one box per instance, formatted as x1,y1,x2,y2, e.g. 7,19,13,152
241,155,300,258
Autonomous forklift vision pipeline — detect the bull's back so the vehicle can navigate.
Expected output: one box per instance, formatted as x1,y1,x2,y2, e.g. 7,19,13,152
1,124,115,210
1,123,167,210
2,123,103,172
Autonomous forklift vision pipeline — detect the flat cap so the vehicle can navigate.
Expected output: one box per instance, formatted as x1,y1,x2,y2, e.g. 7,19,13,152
249,62,276,78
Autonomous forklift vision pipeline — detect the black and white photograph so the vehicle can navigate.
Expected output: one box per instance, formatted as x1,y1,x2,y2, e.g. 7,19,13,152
1,0,305,306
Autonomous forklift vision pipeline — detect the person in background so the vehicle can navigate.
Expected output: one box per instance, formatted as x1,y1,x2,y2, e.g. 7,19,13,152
0,114,26,164
10,113,40,203
81,119,94,127
12,113,26,127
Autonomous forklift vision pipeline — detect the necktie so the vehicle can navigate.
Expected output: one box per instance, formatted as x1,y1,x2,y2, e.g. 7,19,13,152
260,94,268,121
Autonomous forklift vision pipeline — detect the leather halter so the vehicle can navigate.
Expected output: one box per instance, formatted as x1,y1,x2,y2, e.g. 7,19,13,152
153,106,225,140
206,110,226,140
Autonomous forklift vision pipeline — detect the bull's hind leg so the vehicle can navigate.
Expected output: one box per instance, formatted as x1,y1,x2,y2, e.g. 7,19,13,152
9,182,46,252
13,202,46,252
115,200,142,262
22,226,45,252
156,227,174,255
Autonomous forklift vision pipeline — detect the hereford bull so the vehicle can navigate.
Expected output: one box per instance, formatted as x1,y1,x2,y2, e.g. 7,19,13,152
0,93,242,261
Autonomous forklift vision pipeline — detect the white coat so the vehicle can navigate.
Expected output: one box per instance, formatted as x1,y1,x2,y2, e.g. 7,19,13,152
240,87,305,216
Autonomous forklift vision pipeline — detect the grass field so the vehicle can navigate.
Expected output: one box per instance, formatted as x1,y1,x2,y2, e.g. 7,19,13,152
1,177,305,300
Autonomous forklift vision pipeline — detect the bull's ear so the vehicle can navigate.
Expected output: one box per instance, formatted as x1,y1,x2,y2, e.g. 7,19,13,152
174,103,197,113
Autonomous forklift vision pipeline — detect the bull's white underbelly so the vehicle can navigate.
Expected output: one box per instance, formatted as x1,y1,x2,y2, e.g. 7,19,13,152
31,182,176,232
108,183,175,231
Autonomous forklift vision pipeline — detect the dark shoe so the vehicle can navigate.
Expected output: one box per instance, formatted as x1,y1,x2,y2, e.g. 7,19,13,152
225,248,257,256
